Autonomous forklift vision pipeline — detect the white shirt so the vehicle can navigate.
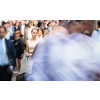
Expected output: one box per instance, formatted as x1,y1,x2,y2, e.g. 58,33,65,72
0,38,9,65
92,28,100,43
21,25,25,35
5,32,11,40
27,26,35,40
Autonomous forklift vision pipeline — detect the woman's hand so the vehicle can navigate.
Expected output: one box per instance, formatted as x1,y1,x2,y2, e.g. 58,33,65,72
25,53,29,57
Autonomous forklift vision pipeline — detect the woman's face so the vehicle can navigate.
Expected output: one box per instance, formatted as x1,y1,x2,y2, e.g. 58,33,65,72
31,29,38,38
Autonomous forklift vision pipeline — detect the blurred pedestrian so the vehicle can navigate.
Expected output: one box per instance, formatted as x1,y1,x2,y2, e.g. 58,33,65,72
37,20,42,27
24,22,35,44
14,22,20,32
47,22,52,31
37,28,43,41
27,21,100,81
91,21,100,43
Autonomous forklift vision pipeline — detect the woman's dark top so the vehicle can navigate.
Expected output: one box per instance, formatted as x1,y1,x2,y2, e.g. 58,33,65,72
14,26,20,31
13,38,24,59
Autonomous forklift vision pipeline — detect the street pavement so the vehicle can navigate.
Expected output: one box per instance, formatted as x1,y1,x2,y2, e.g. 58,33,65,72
11,55,28,81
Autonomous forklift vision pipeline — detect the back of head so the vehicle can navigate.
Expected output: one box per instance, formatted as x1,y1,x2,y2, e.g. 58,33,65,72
66,20,85,34
98,21,100,28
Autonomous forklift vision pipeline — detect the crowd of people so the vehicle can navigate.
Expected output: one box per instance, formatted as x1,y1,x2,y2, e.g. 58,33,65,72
0,20,100,81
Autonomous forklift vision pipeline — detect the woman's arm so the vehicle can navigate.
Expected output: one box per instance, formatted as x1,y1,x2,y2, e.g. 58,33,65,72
26,40,29,57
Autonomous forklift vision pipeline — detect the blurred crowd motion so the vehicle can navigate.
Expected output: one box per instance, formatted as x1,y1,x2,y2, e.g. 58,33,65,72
0,20,100,81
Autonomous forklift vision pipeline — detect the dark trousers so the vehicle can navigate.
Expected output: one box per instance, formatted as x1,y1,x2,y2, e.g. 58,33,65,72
0,66,11,81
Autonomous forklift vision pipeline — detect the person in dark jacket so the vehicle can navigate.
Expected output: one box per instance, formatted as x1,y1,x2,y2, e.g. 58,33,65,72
13,30,24,74
0,26,16,81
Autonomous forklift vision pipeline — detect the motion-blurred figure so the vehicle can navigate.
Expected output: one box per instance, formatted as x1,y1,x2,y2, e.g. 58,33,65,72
27,20,100,81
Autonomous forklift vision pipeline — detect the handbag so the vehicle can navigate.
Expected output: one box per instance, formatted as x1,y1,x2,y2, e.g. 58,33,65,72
16,72,26,81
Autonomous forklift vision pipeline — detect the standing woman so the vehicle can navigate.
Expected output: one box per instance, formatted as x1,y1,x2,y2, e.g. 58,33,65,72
13,30,24,74
26,28,40,58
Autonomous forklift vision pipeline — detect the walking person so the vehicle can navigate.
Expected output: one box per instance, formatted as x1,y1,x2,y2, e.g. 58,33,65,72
0,26,16,81
13,30,24,75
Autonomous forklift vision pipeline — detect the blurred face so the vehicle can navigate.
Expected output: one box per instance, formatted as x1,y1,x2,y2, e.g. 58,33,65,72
31,29,37,38
0,28,6,39
49,23,51,27
21,21,24,25
16,22,18,26
8,21,12,26
38,30,42,36
15,31,20,37
28,23,32,27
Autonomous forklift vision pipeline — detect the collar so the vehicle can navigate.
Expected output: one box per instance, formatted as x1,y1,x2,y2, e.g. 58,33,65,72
0,37,5,42
98,28,100,31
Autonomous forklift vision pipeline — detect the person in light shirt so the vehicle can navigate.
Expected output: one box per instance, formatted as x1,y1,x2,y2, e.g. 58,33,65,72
91,21,100,43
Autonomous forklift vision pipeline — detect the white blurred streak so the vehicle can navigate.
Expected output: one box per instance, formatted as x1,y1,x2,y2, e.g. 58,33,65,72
27,26,100,81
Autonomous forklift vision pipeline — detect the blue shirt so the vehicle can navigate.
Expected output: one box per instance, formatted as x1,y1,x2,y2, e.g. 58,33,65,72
91,28,100,43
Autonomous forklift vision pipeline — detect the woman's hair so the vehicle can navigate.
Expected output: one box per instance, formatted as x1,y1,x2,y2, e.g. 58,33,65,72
31,28,38,33
0,26,6,32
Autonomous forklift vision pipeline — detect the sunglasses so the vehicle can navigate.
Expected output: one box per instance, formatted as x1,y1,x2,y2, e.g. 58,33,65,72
15,32,20,34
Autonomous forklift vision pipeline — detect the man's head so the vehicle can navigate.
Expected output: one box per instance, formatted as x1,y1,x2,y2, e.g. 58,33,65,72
97,21,100,28
7,21,12,26
66,20,85,34
20,20,24,25
0,26,6,39
47,22,52,27
28,22,32,28
43,29,49,37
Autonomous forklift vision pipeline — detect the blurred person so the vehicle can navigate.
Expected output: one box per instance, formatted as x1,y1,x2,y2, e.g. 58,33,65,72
33,20,38,27
36,28,43,41
40,22,47,30
24,22,35,44
59,20,64,25
0,26,16,81
47,22,52,31
83,30,91,36
7,20,15,36
2,21,6,26
13,30,24,74
27,22,100,81
43,29,49,37
24,20,29,27
55,20,59,25
20,20,25,37
37,20,42,27
44,20,49,28
14,22,20,32
13,20,19,26
63,20,70,27
91,21,100,43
